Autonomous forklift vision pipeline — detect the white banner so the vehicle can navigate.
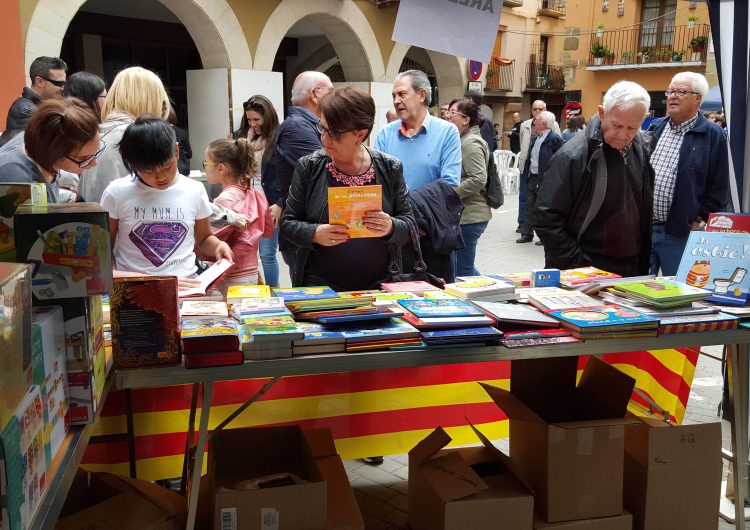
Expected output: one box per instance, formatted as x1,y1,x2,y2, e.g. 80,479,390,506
392,0,502,63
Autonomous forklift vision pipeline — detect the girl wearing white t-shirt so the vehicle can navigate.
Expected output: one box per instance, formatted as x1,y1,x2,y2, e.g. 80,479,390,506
101,116,233,289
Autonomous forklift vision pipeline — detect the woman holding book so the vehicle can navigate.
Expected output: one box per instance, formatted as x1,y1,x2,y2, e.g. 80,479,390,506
280,87,414,291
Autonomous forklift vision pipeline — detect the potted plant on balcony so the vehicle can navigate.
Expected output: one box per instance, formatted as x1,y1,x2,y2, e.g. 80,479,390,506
688,14,699,29
591,42,609,65
657,47,673,62
621,51,634,65
595,22,605,38
672,49,685,62
638,48,651,64
605,50,616,65
690,35,709,60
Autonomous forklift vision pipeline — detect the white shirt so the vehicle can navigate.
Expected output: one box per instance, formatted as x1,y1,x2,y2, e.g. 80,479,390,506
530,129,550,175
100,173,213,277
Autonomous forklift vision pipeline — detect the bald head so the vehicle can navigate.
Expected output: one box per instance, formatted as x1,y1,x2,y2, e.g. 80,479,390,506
290,71,334,115
386,108,398,123
512,112,521,123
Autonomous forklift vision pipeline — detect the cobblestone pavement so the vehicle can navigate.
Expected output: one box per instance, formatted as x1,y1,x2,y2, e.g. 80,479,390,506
271,192,735,530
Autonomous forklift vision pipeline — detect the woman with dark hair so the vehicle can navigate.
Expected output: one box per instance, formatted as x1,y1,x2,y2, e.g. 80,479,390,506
562,115,585,143
235,95,282,286
0,98,102,203
63,71,107,122
447,97,491,276
167,107,192,176
281,87,414,290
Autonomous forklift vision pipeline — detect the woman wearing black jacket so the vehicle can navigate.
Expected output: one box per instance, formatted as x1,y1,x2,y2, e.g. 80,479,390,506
281,87,413,290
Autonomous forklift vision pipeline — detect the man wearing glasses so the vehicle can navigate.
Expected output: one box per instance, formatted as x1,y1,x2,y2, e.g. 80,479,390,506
647,72,729,275
2,57,67,147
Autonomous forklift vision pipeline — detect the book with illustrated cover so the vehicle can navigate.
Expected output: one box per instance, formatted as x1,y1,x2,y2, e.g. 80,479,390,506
179,258,233,298
339,318,420,343
315,308,400,324
658,312,738,334
239,317,304,343
501,335,580,348
328,184,382,238
446,276,515,298
292,323,346,346
559,266,621,288
180,300,229,317
706,212,750,233
472,301,559,327
422,290,460,300
675,231,750,306
502,328,572,340
225,284,272,304
421,326,502,344
527,288,605,312
494,272,531,287
340,290,420,307
599,292,720,318
610,279,711,307
180,317,239,353
231,297,287,316
547,304,659,333
272,286,339,302
401,312,495,329
397,298,483,318
380,280,441,294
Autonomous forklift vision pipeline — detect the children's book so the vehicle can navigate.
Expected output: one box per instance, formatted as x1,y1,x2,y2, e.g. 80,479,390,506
328,184,382,238
180,317,239,353
445,276,515,298
338,319,420,343
180,300,229,317
547,304,659,333
315,308,400,324
502,328,572,340
231,297,287,316
272,286,339,302
238,317,304,343
501,335,580,348
472,301,559,327
397,298,484,318
658,312,739,334
380,281,441,295
559,266,621,288
493,272,531,287
179,258,234,298
225,284,272,304
421,326,503,344
401,312,495,329
706,212,750,233
610,279,711,307
292,323,346,346
675,231,750,306
526,288,605,312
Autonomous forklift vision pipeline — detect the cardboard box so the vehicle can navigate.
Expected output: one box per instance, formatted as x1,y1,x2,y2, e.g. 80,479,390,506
0,183,46,262
408,425,534,530
209,425,327,530
0,263,32,431
30,306,69,467
481,356,637,523
14,203,112,301
623,417,722,530
533,511,632,529
68,337,111,425
38,296,104,372
57,470,186,530
0,386,46,530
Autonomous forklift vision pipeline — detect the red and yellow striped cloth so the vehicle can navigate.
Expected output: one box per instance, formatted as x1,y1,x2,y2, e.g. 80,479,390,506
81,348,698,481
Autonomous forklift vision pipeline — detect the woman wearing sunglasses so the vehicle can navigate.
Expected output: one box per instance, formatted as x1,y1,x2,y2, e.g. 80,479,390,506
0,97,101,203
280,87,413,290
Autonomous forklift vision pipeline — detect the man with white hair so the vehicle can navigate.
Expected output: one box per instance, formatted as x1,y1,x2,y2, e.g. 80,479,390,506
535,81,654,276
647,71,729,275
267,70,333,271
517,110,563,244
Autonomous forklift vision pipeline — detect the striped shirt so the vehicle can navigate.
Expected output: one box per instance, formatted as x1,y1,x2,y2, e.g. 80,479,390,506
651,113,699,222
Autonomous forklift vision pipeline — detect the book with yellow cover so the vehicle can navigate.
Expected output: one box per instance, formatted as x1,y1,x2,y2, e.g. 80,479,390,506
328,184,382,238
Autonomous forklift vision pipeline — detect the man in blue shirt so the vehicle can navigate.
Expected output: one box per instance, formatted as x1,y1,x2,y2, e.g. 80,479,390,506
375,70,461,282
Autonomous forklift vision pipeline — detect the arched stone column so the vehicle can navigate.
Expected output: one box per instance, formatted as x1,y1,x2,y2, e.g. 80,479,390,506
253,0,385,81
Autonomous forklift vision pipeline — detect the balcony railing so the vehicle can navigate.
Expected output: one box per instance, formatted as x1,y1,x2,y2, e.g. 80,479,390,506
525,62,565,91
539,0,566,17
486,57,515,92
587,24,710,69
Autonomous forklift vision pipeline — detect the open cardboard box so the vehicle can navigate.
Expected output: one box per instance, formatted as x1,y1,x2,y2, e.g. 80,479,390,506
481,356,637,523
623,415,722,530
408,422,534,530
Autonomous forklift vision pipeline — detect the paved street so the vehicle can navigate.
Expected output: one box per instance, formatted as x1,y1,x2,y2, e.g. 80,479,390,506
271,190,734,530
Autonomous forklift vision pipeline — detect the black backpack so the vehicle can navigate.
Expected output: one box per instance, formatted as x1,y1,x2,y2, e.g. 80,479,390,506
483,152,504,209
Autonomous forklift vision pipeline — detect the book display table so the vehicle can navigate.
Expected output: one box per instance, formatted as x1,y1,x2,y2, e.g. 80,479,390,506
113,328,750,530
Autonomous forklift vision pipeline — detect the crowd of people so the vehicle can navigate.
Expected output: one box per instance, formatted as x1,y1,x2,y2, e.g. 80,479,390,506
0,56,731,297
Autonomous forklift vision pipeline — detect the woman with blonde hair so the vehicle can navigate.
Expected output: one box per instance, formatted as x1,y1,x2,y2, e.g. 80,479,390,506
80,66,171,203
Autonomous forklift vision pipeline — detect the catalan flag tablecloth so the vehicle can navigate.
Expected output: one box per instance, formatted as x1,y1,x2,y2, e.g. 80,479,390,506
81,348,699,481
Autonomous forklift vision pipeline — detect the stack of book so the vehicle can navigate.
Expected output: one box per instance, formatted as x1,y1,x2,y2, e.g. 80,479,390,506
420,326,502,346
341,290,420,308
225,284,272,306
658,312,739,334
380,280,442,296
471,300,577,348
495,272,531,287
238,315,303,360
444,276,518,302
607,279,711,309
559,266,621,289
339,319,422,351
397,298,495,330
231,297,290,320
547,304,659,340
180,317,243,368
292,322,346,355
526,287,606,312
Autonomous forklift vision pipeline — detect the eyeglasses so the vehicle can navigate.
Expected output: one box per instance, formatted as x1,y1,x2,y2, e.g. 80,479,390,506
40,76,65,88
316,122,351,141
202,161,219,170
532,107,545,112
64,140,106,169
665,89,700,97
448,110,468,119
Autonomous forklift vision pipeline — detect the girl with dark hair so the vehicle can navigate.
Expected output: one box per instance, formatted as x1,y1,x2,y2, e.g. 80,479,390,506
203,138,275,290
63,72,107,122
235,94,282,286
447,97,491,276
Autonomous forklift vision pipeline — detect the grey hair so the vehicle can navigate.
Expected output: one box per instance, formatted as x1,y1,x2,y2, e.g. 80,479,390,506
670,71,709,98
395,69,432,107
537,110,555,129
602,80,650,115
290,71,332,105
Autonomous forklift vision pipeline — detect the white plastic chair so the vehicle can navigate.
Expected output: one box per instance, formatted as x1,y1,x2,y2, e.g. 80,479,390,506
493,150,520,194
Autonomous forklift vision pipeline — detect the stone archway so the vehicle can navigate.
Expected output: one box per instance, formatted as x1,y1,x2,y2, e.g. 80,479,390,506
385,42,467,104
253,0,385,82
24,0,252,76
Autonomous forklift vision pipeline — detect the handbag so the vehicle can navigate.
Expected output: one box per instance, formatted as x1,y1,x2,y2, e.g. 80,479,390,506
483,151,504,209
383,217,446,289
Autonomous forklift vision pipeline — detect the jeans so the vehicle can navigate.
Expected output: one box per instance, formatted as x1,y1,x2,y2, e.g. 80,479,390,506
259,225,280,287
517,171,527,225
521,173,539,237
452,221,488,277
649,224,689,276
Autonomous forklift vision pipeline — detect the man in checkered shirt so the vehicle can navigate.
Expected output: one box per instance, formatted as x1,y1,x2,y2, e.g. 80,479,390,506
647,72,730,275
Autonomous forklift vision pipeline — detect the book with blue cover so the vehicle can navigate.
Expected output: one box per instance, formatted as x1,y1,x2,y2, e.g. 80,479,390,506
547,304,659,333
271,286,339,302
397,298,483,318
421,326,502,344
675,231,750,306
338,318,420,342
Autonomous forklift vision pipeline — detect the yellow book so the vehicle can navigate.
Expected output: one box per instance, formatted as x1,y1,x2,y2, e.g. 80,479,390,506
327,184,383,238
226,284,271,305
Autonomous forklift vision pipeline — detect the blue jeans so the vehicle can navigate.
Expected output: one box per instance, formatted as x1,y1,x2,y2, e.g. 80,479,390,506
649,224,689,276
517,172,527,225
452,221,488,277
259,225,280,287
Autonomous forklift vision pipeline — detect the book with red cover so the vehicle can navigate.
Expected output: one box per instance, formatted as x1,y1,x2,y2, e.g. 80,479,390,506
706,212,750,233
380,280,441,295
180,317,240,353
182,350,244,368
